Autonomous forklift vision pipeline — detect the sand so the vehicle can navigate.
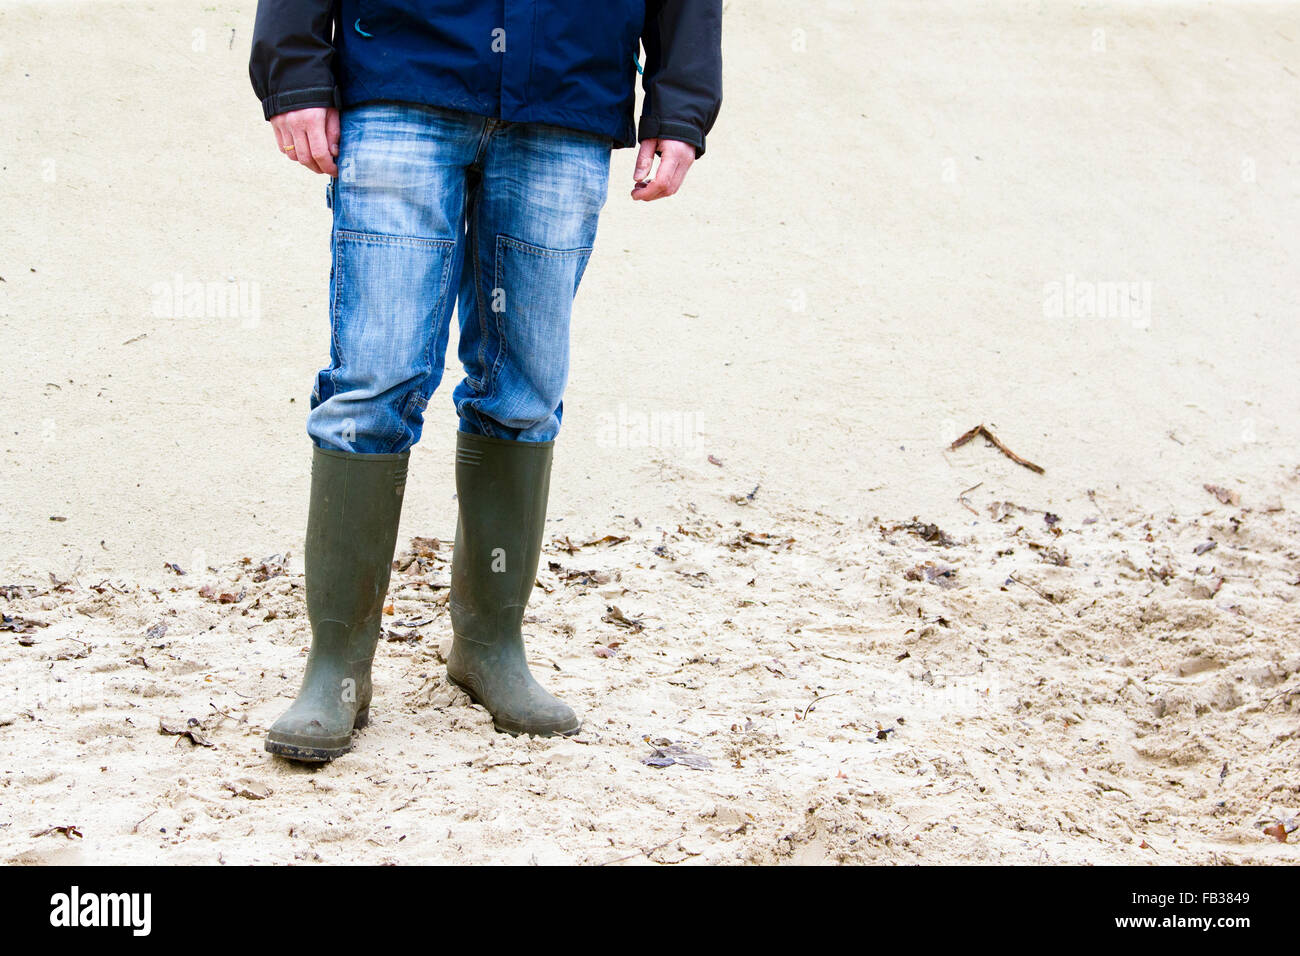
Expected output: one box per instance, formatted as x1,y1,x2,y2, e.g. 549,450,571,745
1,0,1297,864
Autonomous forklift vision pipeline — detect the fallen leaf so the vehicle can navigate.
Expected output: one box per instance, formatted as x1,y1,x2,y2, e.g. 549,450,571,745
903,562,959,587
602,605,643,632
641,742,712,770
726,530,795,551
32,825,83,839
1203,483,1240,506
1263,820,1294,843
250,554,288,583
384,628,422,644
198,584,242,603
2,613,46,634
223,779,272,800
159,717,214,747
884,519,957,547
548,562,612,587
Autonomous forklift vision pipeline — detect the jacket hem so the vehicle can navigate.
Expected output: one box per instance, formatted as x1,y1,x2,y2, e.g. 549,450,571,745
638,116,706,158
261,86,341,121
339,83,634,149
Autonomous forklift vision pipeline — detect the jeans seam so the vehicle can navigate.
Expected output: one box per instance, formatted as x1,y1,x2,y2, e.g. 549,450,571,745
488,235,512,416
496,234,594,259
469,196,499,424
328,229,344,407
334,228,456,248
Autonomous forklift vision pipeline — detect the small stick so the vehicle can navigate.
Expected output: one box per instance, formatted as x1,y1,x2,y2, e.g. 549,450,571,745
950,424,1044,474
1086,488,1109,522
598,832,684,867
1007,574,1066,617
958,481,983,515
820,653,857,664
801,692,839,720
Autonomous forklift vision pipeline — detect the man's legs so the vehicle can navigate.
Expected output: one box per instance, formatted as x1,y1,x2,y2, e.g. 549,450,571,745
446,123,612,736
267,104,480,761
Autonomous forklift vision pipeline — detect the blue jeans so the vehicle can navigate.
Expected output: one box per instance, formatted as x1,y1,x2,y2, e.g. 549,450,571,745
308,103,612,452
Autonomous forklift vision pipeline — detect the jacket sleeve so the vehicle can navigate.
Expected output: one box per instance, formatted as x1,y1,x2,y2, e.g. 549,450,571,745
639,0,723,158
249,0,340,121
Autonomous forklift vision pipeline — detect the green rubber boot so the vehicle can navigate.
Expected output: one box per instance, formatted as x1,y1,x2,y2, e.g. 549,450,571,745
447,431,581,737
265,446,408,762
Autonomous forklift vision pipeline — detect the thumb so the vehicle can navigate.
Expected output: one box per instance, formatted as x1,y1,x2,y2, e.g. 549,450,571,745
634,139,657,181
327,108,341,157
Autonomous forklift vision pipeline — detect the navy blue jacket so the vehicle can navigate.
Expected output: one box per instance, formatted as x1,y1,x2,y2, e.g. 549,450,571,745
250,1,722,156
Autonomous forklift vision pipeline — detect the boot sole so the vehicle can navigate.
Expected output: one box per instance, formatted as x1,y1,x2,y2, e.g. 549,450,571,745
264,707,370,763
447,676,581,738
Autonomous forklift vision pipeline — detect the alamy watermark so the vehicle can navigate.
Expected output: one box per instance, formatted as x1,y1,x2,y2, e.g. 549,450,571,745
50,886,151,936
595,403,703,449
1043,273,1152,328
150,274,261,328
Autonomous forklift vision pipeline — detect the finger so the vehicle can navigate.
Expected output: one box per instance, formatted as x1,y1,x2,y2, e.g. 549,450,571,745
272,120,296,159
656,149,690,196
635,151,682,201
306,120,337,176
326,108,341,159
278,124,301,161
633,139,656,183
291,126,321,174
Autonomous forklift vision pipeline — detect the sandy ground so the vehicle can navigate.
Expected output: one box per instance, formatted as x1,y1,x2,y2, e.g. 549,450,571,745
1,0,1298,864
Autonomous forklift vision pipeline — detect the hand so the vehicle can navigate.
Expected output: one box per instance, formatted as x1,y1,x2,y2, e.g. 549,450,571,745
270,107,340,176
631,138,695,201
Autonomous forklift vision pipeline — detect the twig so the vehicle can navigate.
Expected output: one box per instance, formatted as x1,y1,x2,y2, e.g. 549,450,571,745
950,424,1044,474
1006,574,1066,617
801,693,839,720
1086,488,1109,522
208,702,245,724
958,481,983,515
598,832,685,867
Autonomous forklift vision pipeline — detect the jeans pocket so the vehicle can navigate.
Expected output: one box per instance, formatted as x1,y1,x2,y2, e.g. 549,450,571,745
327,230,457,444
484,234,593,408
496,235,594,303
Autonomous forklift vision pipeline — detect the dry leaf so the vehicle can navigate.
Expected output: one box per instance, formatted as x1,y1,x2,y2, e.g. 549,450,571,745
602,605,643,632
1203,483,1240,506
32,825,83,839
159,717,214,747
